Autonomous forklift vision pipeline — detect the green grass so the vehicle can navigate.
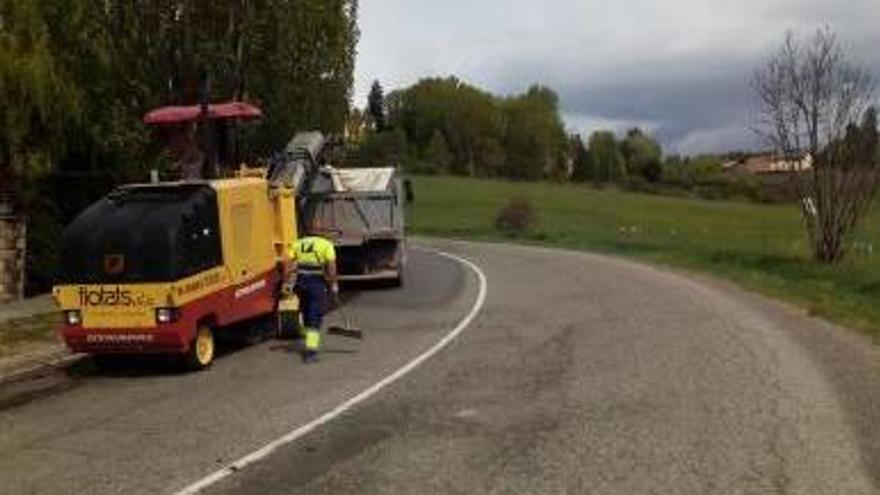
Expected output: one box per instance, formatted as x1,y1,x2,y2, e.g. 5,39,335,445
408,176,880,338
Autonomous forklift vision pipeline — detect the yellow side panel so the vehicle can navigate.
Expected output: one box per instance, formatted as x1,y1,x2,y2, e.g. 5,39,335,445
231,203,254,272
273,188,298,262
216,180,277,285
169,267,230,306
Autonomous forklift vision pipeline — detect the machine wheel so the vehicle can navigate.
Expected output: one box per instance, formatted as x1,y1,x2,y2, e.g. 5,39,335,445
185,325,216,371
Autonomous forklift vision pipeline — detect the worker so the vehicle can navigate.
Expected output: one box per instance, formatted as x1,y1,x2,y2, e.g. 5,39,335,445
290,221,338,363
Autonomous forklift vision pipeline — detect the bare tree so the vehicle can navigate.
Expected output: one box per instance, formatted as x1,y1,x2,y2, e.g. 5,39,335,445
755,27,878,263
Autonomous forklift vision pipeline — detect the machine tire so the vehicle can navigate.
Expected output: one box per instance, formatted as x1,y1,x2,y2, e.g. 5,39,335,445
185,325,216,371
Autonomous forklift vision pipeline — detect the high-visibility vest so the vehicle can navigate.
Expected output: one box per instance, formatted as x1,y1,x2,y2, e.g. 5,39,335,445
290,236,336,272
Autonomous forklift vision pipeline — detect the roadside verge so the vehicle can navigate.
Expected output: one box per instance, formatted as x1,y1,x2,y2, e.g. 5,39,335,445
0,295,80,383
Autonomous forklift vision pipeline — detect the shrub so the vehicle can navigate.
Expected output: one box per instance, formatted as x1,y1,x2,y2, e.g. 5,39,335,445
495,197,536,235
624,176,659,195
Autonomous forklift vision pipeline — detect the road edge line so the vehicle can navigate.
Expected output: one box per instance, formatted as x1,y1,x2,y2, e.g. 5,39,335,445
173,250,488,495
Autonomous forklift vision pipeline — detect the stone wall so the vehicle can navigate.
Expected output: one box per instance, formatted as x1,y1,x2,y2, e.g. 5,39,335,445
0,214,25,303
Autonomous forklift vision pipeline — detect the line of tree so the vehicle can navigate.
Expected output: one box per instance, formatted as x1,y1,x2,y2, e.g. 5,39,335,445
1,0,359,190
569,128,663,185
352,77,668,185
352,77,569,181
0,0,359,292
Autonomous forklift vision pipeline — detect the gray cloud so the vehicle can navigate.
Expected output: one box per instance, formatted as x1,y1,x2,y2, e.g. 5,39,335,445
355,0,880,154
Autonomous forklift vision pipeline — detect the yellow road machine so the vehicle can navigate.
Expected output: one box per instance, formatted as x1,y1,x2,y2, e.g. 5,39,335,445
53,103,299,369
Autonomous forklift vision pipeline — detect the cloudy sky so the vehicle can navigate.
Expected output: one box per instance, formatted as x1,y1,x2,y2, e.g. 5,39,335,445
354,0,880,154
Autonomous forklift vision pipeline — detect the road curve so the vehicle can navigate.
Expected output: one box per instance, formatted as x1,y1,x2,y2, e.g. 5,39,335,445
209,240,880,495
0,249,481,495
4,240,880,494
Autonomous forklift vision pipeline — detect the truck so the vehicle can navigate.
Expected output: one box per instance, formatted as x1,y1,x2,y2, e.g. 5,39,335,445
52,102,299,370
305,167,406,285
277,132,407,286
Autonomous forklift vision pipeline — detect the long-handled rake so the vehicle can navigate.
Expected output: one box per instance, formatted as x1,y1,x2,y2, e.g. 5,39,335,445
278,286,364,340
327,303,364,340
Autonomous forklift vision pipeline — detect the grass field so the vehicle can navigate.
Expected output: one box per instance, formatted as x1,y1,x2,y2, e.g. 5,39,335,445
408,175,880,338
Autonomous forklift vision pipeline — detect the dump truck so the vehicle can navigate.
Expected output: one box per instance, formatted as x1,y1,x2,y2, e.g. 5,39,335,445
305,167,406,285
52,102,299,370
275,132,407,286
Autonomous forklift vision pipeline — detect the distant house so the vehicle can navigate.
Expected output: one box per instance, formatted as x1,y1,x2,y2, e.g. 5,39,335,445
344,110,370,145
722,154,813,175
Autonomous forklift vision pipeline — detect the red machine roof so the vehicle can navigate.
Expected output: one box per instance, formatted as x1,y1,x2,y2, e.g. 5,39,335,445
143,101,263,125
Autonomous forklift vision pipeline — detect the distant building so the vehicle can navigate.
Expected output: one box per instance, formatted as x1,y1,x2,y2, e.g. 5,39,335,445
344,109,369,145
722,154,813,175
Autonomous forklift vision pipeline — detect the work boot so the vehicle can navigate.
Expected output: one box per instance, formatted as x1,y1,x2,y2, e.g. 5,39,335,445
302,350,320,364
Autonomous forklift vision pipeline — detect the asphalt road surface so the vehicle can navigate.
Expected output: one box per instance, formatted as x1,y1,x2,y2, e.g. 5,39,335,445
3,241,880,494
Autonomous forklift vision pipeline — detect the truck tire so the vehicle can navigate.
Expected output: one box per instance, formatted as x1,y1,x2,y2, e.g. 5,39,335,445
185,325,216,371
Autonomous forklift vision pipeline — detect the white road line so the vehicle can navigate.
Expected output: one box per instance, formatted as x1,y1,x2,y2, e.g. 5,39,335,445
173,250,488,495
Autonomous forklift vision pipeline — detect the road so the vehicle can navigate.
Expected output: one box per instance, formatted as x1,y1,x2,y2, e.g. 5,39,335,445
3,241,880,494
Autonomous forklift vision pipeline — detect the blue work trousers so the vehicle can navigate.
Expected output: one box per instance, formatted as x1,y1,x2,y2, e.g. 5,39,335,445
295,274,328,329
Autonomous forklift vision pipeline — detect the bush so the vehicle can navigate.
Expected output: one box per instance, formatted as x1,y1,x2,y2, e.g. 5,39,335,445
495,197,536,235
402,159,443,176
624,176,660,195
348,129,411,167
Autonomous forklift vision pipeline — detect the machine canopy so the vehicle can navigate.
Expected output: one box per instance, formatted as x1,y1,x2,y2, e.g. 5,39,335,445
142,102,262,125
61,184,222,284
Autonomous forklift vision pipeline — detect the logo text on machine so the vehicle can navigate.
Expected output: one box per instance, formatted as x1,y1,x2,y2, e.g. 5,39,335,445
78,286,154,307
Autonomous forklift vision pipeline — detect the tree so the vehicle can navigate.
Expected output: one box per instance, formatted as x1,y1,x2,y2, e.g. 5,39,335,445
1,0,361,293
588,131,627,184
452,83,503,177
355,128,409,167
0,0,361,184
0,0,86,198
754,28,878,262
367,79,386,131
424,131,452,170
382,78,569,179
387,77,502,177
501,85,568,181
247,0,360,149
569,134,592,182
620,128,663,183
